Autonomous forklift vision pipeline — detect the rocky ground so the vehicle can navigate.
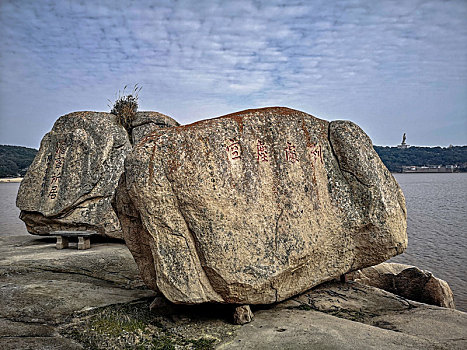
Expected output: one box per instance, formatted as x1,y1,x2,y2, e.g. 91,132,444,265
1,234,466,350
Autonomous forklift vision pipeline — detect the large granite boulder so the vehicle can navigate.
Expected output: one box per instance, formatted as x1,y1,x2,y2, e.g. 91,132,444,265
17,111,178,239
115,107,407,304
345,262,456,308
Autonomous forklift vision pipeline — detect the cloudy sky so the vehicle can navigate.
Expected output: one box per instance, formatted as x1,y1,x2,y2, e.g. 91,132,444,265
0,0,466,148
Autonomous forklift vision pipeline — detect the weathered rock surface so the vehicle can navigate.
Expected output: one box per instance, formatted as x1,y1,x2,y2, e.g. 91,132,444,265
233,305,254,325
2,235,465,350
0,235,155,349
16,112,131,238
222,281,467,350
116,107,407,305
16,111,179,239
131,111,180,144
346,262,456,308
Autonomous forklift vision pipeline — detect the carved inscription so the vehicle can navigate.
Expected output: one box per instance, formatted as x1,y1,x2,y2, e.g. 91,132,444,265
47,141,66,200
223,139,322,166
48,185,58,199
308,143,323,164
285,142,297,163
226,138,241,160
256,140,269,162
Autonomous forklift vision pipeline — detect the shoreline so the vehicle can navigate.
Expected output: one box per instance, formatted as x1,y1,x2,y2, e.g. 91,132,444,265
0,177,23,183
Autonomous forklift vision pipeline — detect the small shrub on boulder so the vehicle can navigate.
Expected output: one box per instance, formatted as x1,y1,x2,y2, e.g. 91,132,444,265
109,84,142,135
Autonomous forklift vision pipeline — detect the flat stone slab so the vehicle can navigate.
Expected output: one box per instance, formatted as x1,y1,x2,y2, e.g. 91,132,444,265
0,336,83,350
0,235,155,324
219,308,443,350
51,231,97,237
1,235,465,349
284,280,467,349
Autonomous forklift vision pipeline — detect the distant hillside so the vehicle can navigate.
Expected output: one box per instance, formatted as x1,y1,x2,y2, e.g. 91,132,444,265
1,144,466,178
374,146,467,172
0,145,38,178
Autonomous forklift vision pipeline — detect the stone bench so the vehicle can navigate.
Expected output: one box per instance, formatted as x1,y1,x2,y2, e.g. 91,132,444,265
51,231,97,250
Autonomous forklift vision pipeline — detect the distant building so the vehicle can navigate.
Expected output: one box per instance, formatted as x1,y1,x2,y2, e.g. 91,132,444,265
401,165,458,173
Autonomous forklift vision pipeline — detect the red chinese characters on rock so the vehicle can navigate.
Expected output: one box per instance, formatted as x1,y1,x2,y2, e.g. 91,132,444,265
47,141,67,200
223,139,322,166
285,141,298,163
226,138,241,161
308,143,323,165
256,140,269,162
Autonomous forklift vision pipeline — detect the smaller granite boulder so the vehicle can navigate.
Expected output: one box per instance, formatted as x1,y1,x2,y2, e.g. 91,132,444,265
130,111,179,144
17,112,131,238
345,262,455,309
17,110,179,239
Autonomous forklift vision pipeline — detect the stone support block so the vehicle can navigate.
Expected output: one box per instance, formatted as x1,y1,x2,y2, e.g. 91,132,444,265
78,236,91,250
56,236,69,249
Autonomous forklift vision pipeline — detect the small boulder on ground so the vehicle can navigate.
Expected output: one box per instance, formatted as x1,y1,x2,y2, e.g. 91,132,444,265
115,107,408,305
345,262,456,308
233,305,254,325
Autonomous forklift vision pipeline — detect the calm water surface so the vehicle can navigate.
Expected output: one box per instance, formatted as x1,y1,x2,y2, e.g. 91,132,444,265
391,173,467,311
1,174,466,310
0,183,28,236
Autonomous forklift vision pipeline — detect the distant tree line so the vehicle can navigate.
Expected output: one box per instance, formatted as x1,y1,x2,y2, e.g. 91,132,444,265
0,145,38,177
374,146,467,172
1,144,466,178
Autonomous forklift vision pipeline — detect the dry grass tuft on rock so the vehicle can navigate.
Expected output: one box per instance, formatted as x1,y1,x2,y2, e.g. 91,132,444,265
109,84,142,136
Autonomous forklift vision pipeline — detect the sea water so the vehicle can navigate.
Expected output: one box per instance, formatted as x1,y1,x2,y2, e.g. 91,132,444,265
0,182,28,236
1,174,466,310
391,173,467,311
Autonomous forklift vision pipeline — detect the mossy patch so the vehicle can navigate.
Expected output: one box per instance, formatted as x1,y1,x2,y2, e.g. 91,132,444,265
91,315,147,336
188,338,216,349
286,303,313,311
61,299,218,350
